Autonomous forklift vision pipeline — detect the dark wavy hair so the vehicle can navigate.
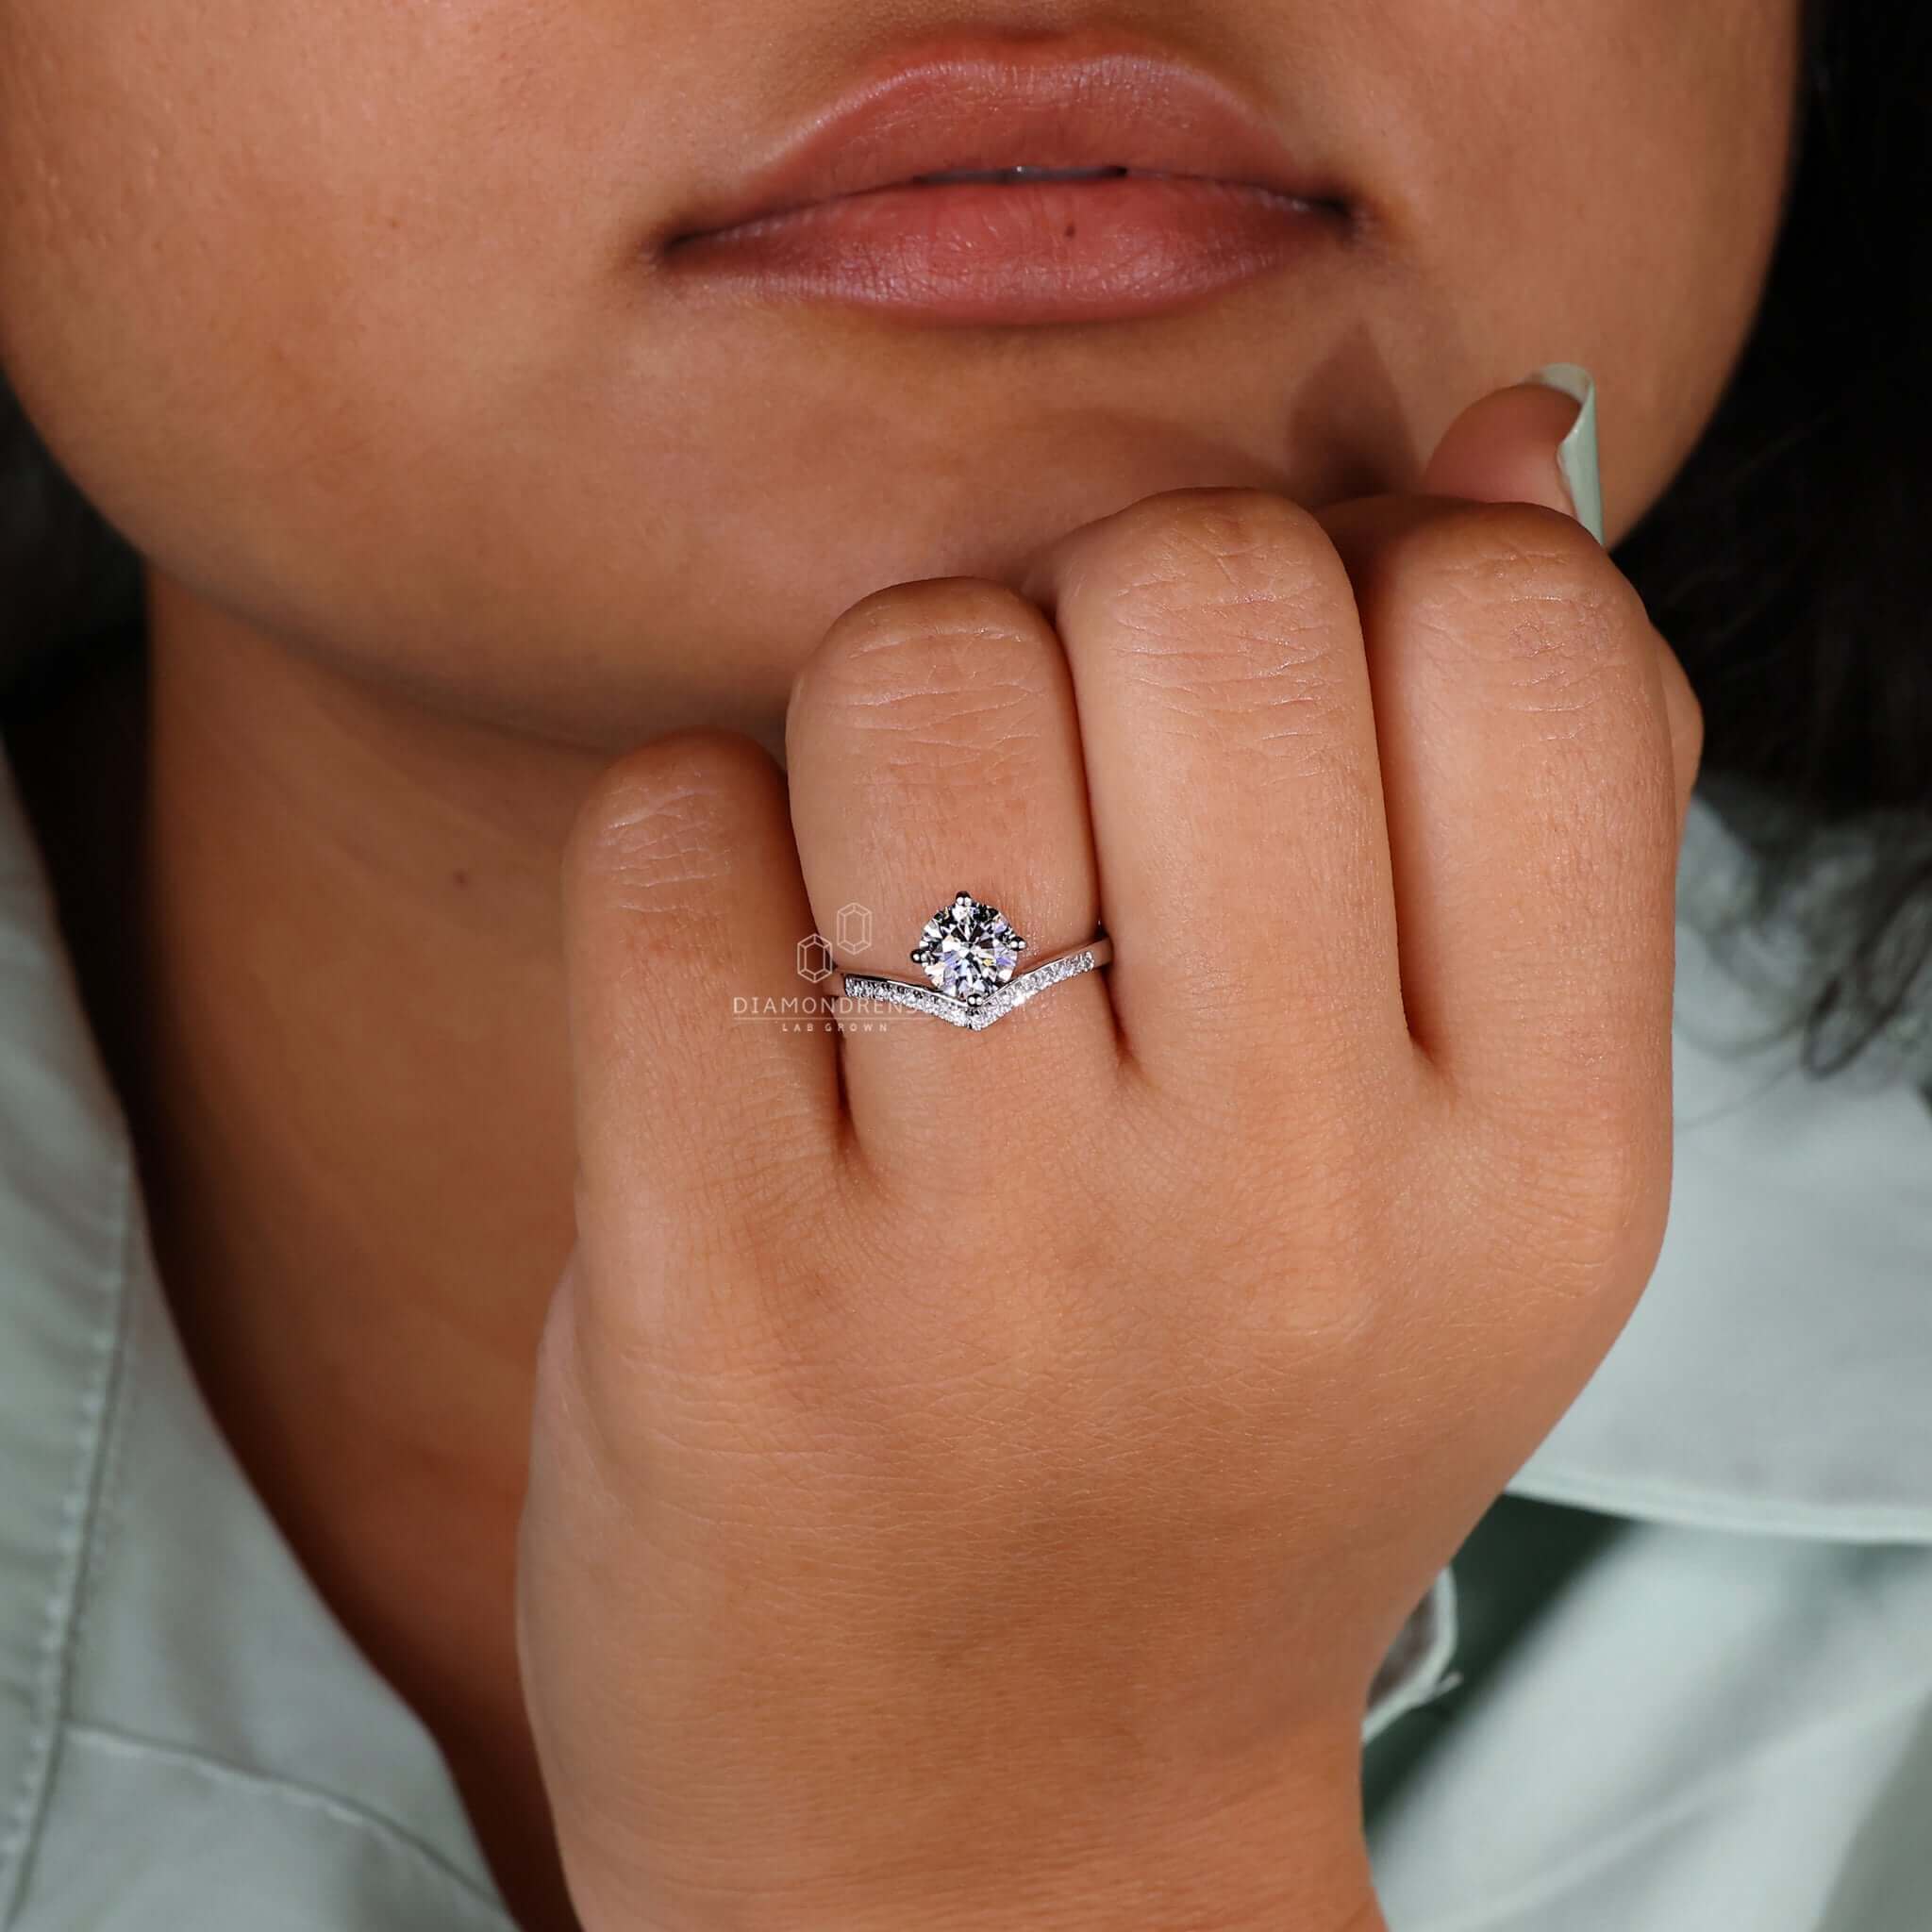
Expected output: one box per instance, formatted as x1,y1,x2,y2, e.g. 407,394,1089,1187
1611,0,1932,1083
3,0,1929,1084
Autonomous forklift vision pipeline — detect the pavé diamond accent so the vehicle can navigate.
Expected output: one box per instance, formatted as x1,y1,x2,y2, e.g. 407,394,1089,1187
847,948,1100,1029
909,891,1028,1003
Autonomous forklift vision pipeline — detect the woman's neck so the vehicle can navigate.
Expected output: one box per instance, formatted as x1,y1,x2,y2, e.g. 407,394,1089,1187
19,567,724,1932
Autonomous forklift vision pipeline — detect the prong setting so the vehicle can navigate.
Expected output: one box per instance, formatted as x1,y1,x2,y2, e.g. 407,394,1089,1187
908,891,1028,1006
838,893,1108,1032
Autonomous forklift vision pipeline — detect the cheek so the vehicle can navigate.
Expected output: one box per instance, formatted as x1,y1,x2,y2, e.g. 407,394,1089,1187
1379,0,1801,525
0,0,673,711
0,5,428,518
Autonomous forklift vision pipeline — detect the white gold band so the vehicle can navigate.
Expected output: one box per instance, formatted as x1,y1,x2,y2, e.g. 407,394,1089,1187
838,934,1112,1032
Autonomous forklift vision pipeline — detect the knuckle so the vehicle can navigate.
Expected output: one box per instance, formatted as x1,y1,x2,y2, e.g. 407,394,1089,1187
1431,497,1613,588
1682,680,1707,769
792,577,1060,762
1489,1088,1673,1288
1060,488,1358,745
1659,638,1707,777
1075,487,1341,622
566,731,776,917
810,576,1056,691
1103,483,1329,559
1396,501,1644,686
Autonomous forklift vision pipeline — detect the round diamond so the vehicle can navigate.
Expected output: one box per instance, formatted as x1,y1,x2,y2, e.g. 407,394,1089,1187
910,891,1027,1002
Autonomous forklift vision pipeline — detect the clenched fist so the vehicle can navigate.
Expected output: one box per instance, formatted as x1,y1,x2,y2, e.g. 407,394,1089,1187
516,375,1704,1932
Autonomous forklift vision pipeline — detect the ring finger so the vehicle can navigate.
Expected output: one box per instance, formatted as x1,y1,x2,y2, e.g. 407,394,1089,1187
784,577,1117,1181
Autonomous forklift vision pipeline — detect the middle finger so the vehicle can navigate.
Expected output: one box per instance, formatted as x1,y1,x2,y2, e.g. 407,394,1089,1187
1019,487,1412,1119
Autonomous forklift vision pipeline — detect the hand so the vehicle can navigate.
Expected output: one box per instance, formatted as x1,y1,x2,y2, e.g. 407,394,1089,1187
516,377,1704,1932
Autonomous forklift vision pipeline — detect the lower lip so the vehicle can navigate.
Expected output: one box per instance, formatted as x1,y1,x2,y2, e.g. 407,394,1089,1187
658,175,1344,325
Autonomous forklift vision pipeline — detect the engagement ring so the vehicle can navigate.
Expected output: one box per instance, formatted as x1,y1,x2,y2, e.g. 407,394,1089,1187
836,891,1111,1032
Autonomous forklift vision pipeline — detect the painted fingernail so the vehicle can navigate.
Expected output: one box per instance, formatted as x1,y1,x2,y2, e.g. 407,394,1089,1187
1524,363,1604,545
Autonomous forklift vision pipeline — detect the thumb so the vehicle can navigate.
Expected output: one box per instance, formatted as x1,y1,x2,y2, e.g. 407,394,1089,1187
1421,363,1604,545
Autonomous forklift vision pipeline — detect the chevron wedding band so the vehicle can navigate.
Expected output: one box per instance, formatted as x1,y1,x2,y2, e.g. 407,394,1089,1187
835,891,1111,1033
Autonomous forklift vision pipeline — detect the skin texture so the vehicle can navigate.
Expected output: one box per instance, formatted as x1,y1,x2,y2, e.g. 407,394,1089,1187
0,5,1796,1929
520,424,1707,1932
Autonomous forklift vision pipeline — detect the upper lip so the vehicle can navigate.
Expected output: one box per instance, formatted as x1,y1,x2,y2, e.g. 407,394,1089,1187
664,35,1344,243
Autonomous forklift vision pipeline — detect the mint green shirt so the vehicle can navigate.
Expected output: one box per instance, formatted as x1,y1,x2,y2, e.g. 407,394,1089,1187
4,733,1931,1929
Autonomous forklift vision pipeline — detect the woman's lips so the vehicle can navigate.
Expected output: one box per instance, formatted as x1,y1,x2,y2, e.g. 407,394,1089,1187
654,39,1351,325
661,173,1340,325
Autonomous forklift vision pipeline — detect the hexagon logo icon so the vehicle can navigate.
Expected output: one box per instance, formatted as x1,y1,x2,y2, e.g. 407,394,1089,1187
836,902,874,955
796,932,837,984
